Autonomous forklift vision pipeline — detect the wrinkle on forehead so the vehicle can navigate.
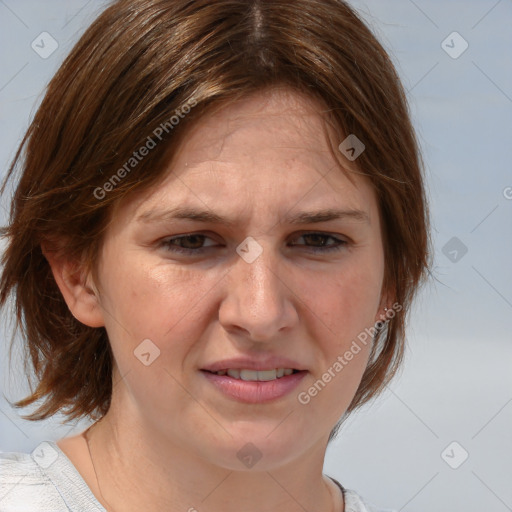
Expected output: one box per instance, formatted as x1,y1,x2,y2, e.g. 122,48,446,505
112,87,369,229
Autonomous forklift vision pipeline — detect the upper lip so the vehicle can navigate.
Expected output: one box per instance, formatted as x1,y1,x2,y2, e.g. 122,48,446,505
201,356,307,372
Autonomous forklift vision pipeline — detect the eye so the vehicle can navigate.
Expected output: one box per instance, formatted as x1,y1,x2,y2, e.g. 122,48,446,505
290,232,347,252
160,231,348,256
161,234,219,254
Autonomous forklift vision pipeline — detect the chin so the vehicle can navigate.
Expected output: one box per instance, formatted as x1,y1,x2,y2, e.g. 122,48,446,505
201,423,322,472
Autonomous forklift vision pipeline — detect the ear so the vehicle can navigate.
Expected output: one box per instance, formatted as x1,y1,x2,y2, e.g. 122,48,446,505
42,245,105,328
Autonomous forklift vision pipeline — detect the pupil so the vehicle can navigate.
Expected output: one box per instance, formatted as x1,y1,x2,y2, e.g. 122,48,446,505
183,235,204,248
307,234,326,245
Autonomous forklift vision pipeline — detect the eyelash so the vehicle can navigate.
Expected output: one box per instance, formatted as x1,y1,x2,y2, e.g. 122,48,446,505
160,232,348,255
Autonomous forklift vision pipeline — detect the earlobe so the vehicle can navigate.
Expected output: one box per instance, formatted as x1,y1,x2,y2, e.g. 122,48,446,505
375,307,388,324
41,245,105,328
375,289,395,324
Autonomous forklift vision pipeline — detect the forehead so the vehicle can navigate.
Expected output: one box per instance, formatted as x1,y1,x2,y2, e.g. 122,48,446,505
174,88,336,168
115,87,378,226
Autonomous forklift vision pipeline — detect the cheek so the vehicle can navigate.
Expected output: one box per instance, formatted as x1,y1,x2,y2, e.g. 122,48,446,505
294,262,381,420
97,251,220,358
96,255,221,409
297,260,383,348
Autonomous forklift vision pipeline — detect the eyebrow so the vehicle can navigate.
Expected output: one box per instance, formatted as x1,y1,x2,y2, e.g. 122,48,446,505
136,206,370,226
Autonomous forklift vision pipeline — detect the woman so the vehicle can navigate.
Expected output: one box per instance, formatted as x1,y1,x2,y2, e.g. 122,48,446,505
0,0,430,511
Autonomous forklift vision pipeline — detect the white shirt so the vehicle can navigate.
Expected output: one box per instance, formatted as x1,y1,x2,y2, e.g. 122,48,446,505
0,441,397,511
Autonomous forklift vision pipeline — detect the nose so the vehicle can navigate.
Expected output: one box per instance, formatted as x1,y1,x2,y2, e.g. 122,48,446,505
218,242,299,343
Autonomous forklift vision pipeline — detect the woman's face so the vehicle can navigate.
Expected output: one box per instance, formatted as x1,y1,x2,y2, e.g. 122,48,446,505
92,88,387,470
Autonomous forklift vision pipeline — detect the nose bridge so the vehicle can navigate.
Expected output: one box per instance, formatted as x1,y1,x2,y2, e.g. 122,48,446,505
219,239,296,340
242,245,280,302
237,239,283,312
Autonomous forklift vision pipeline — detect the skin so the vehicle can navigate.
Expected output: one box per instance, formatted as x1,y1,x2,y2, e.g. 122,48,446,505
49,87,390,512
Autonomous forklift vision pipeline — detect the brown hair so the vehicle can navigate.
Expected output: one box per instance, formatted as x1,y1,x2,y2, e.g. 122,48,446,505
0,0,430,434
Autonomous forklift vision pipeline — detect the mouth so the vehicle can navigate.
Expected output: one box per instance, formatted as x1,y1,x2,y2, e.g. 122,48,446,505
204,368,300,381
200,367,307,403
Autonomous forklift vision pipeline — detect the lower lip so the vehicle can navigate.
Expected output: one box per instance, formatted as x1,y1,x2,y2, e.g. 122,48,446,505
201,371,307,403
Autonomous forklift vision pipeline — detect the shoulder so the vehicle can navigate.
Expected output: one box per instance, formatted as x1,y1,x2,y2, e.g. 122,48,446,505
0,444,68,511
343,487,398,512
0,441,103,512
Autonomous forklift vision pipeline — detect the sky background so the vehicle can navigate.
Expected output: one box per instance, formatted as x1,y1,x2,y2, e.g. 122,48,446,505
0,1,511,511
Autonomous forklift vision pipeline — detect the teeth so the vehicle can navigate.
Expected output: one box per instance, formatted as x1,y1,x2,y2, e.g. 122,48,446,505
227,369,240,379
217,368,296,381
240,369,260,381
